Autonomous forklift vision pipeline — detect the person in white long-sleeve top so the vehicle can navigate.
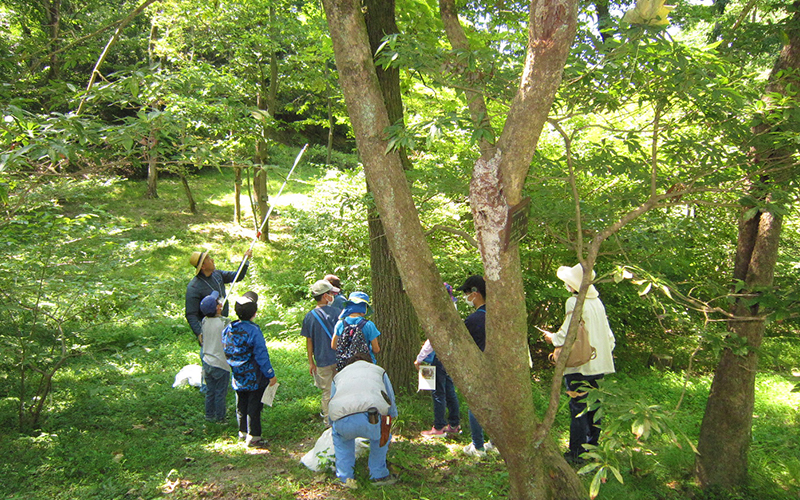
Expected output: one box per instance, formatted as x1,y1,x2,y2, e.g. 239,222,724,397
544,264,616,464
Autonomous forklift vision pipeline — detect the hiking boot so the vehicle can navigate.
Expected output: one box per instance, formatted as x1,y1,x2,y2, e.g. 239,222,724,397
371,473,399,486
342,478,358,490
421,426,446,438
463,443,487,458
443,424,462,435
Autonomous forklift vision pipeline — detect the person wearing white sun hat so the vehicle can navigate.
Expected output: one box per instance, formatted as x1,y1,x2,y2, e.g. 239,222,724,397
543,263,616,465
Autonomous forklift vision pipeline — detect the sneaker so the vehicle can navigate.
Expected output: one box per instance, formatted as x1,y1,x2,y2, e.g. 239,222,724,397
371,473,399,486
246,436,269,448
238,432,246,442
484,440,499,454
421,426,446,438
342,478,358,490
443,424,462,435
463,443,487,457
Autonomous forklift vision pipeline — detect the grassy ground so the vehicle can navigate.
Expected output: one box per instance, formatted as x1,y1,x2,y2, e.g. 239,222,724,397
1,167,799,500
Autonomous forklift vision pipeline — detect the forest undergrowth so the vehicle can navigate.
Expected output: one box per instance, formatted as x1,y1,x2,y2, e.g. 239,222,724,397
1,169,798,500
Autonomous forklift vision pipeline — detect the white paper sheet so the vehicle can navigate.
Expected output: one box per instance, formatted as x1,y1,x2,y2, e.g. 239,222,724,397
261,382,280,406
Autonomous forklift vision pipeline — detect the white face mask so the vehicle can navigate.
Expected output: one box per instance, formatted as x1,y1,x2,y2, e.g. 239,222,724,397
325,294,335,306
464,292,475,308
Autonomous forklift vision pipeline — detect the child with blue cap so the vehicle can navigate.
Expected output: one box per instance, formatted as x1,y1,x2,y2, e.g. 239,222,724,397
330,291,382,365
200,291,231,422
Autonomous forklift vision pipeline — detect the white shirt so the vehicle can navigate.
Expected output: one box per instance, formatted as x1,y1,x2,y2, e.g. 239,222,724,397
554,295,616,376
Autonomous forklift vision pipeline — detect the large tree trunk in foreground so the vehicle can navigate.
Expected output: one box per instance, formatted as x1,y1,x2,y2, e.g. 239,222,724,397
695,7,799,489
321,0,585,497
364,0,420,392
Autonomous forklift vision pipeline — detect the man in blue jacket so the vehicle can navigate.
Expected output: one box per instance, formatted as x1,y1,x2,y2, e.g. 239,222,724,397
185,248,252,345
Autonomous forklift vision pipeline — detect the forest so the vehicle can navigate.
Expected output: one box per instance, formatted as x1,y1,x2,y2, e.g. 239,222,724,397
1,0,799,499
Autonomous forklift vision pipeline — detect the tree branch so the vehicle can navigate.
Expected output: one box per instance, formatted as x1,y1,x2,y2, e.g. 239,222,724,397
425,224,479,248
77,0,162,115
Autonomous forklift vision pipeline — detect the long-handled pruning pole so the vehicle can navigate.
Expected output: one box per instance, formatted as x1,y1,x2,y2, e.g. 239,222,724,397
221,143,308,309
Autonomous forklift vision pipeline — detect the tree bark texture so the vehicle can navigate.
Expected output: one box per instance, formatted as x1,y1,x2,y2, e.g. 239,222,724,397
695,6,799,489
363,0,420,392
321,0,585,497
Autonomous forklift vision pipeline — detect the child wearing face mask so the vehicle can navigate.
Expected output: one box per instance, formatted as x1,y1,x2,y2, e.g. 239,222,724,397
301,279,343,423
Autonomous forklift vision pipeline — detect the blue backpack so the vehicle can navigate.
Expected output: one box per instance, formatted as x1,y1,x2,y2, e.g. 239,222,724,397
336,318,370,371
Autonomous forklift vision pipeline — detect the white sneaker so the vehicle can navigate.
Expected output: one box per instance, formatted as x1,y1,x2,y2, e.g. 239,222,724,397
484,440,499,454
463,442,487,457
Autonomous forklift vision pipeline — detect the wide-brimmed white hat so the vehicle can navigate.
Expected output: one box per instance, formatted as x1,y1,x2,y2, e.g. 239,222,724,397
557,264,599,298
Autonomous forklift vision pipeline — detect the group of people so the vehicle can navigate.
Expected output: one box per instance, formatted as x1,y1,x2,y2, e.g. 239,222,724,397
184,248,616,487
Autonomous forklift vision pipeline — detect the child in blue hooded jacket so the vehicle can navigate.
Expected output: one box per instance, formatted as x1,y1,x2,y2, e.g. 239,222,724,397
222,291,276,448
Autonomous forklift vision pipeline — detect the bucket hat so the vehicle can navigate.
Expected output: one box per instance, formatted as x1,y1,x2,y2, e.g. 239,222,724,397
556,264,599,298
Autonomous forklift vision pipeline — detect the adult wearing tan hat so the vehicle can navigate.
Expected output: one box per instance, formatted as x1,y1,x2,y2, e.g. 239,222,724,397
185,248,253,344
543,263,616,465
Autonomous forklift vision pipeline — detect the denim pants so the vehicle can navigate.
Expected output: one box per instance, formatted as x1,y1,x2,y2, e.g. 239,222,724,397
331,412,391,482
468,410,485,449
431,356,460,430
236,385,267,438
564,373,604,458
202,362,230,421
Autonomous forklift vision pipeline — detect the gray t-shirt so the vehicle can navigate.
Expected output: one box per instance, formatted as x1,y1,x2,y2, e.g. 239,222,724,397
202,316,232,371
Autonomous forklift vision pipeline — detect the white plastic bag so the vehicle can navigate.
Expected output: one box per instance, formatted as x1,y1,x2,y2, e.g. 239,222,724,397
300,427,369,472
172,364,203,388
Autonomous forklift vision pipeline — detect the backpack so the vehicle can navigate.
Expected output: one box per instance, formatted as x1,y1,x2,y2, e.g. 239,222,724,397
336,318,370,371
549,320,596,368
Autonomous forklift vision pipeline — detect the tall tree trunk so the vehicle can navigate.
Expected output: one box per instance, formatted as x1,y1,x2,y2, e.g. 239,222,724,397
593,0,611,42
255,90,270,242
45,0,62,80
321,0,586,497
326,63,335,166
363,0,420,391
179,174,196,214
234,165,243,225
695,6,799,489
145,127,158,199
253,166,269,242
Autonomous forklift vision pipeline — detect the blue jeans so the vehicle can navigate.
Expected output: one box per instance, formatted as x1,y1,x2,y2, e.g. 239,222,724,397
332,412,391,482
468,410,484,449
203,362,230,421
564,373,604,459
432,356,460,430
